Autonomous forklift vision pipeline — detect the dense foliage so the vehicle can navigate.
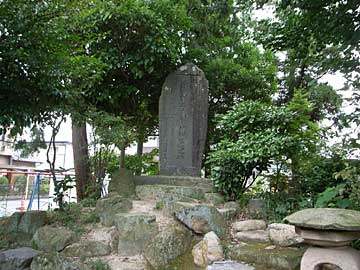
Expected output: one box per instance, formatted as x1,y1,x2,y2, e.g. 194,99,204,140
208,95,317,200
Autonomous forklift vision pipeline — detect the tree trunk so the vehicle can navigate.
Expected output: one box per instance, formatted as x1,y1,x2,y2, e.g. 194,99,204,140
135,139,144,175
120,145,126,169
72,119,90,201
137,140,143,156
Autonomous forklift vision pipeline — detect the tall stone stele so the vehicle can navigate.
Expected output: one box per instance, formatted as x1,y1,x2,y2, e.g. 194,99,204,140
159,63,209,177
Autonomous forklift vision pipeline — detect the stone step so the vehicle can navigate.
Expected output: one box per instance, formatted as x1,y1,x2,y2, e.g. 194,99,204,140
134,175,213,192
228,243,304,270
135,184,208,201
235,230,270,243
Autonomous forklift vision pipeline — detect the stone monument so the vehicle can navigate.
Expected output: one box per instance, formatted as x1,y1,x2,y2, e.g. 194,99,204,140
159,63,209,177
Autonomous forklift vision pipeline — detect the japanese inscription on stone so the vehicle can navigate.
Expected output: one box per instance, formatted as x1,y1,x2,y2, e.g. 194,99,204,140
159,63,209,177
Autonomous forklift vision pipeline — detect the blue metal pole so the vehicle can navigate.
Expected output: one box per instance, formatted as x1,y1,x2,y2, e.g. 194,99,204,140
37,173,40,211
27,175,37,211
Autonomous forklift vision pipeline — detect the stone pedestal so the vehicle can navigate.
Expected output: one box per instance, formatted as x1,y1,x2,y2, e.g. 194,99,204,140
300,246,360,270
295,227,360,247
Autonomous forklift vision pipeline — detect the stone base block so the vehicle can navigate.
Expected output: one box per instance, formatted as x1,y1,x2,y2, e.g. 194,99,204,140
134,175,213,191
301,246,360,270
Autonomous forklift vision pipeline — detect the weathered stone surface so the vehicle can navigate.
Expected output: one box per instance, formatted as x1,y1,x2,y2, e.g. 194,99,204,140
159,63,209,177
32,226,75,252
218,208,237,221
134,175,213,192
0,211,47,247
174,202,228,238
114,213,158,256
95,195,132,227
207,261,255,270
136,185,206,201
295,227,360,247
7,211,47,236
85,226,118,252
268,223,303,247
0,247,39,270
233,220,267,232
144,224,192,269
228,243,304,270
62,240,111,257
192,231,224,267
235,230,270,243
157,193,200,204
30,252,87,270
224,202,241,213
284,208,360,231
108,169,136,198
300,247,360,270
105,256,149,270
204,193,224,206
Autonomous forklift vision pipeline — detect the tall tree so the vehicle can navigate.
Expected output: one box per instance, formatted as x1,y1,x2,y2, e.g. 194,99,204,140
71,119,91,200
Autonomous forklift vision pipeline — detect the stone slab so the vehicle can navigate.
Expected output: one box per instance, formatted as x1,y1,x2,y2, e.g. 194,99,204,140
134,175,213,191
233,220,267,232
284,208,360,231
174,202,228,238
159,63,208,177
135,185,206,201
228,243,304,270
235,230,270,243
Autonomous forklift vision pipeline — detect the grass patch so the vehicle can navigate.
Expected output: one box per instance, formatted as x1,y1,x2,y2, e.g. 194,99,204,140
47,202,99,236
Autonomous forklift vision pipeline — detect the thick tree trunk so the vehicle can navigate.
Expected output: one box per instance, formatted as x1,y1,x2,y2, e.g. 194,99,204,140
120,145,126,169
72,119,90,201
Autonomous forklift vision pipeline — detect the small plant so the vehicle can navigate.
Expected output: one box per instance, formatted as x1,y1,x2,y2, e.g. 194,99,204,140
315,183,349,208
80,197,98,207
81,212,100,224
91,259,110,270
53,175,75,211
154,201,164,210
48,203,86,236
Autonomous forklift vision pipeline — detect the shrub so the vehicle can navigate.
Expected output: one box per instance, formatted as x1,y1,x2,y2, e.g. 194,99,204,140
315,163,360,210
207,98,317,200
125,148,159,175
14,174,27,192
91,259,110,270
0,176,9,185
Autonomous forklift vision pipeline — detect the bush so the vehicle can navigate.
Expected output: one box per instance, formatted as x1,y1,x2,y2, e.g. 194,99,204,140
315,163,360,210
208,144,263,200
14,175,27,192
125,148,159,176
207,98,317,200
297,153,347,198
0,176,9,185
47,202,100,235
